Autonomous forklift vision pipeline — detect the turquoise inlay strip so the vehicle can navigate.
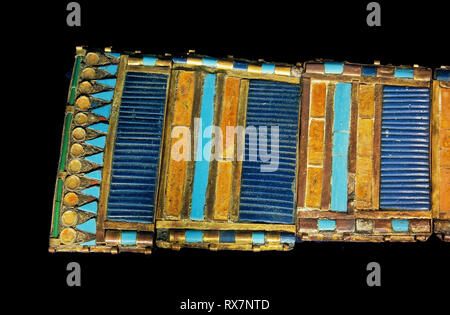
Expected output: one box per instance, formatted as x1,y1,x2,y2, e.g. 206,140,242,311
186,230,203,243
93,91,114,102
80,240,96,246
81,186,100,198
92,105,111,118
324,62,344,74
331,83,352,212
395,68,414,79
252,232,265,244
96,78,117,87
76,218,96,234
202,57,218,67
121,231,137,245
143,56,157,66
392,220,409,232
89,123,109,133
78,201,98,213
85,170,102,181
318,219,336,231
86,136,106,148
190,74,216,220
261,63,276,74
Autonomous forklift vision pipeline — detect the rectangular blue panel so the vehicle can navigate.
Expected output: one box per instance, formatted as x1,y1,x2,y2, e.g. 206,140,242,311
330,83,352,212
202,58,217,67
106,72,168,223
219,231,235,243
395,68,414,79
261,63,275,74
252,232,265,244
380,86,430,211
362,66,377,77
318,219,336,231
186,230,203,243
143,56,156,66
190,74,216,220
392,220,409,232
121,231,137,245
233,61,248,71
238,80,300,224
437,69,450,81
324,62,344,74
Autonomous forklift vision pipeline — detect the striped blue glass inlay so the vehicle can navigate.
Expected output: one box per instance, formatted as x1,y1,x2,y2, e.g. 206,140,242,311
106,72,168,223
190,74,216,221
238,80,300,224
186,230,203,243
331,83,352,212
380,86,430,211
392,219,409,232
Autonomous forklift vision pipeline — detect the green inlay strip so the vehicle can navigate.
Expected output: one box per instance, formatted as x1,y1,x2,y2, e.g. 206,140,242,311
59,113,73,172
56,179,63,201
68,56,82,105
52,201,61,238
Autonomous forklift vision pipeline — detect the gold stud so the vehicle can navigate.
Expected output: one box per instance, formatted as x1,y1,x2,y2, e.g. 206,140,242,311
64,192,79,207
74,113,88,125
81,67,96,80
60,228,77,244
85,52,99,66
70,143,84,157
79,81,93,94
65,175,80,189
72,127,86,141
75,96,91,110
61,210,78,226
68,159,82,173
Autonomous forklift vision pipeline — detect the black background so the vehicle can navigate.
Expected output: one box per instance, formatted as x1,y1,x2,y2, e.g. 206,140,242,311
16,0,450,312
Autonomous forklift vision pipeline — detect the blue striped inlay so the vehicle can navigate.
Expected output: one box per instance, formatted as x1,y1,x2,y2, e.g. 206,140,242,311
392,220,409,232
331,83,352,212
202,57,217,67
121,231,137,245
186,230,203,243
85,170,102,181
81,186,100,198
92,105,111,118
437,69,450,81
261,63,275,74
380,86,430,211
238,80,300,224
280,233,295,244
143,56,156,66
85,152,103,165
219,231,235,243
190,74,216,221
395,68,414,79
106,72,168,223
85,136,106,148
362,66,377,77
252,232,265,244
324,62,344,74
76,218,96,234
318,219,336,231
96,78,117,88
78,201,98,213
